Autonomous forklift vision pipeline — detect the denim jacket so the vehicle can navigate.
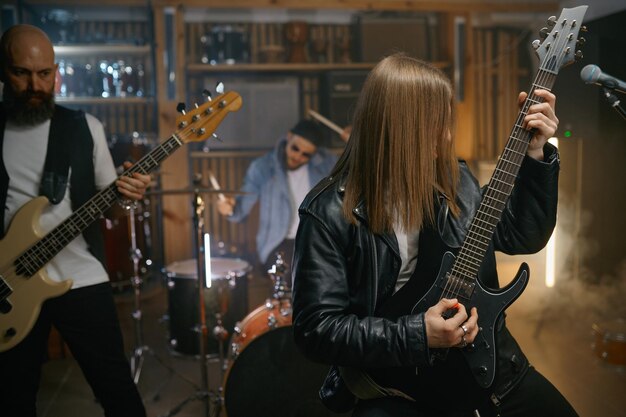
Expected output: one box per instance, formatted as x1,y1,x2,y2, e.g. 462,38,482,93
228,137,338,263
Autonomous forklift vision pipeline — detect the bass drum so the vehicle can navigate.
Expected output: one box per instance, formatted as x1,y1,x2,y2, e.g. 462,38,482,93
223,300,347,417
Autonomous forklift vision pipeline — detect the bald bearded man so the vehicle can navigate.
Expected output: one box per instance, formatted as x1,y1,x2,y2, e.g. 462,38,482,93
0,25,148,417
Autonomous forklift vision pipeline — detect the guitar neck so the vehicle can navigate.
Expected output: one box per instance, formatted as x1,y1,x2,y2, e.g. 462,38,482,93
450,70,558,291
14,135,183,277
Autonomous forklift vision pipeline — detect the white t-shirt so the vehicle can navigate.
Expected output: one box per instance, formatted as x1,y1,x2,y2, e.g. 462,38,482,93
393,224,420,293
3,113,117,289
286,163,310,239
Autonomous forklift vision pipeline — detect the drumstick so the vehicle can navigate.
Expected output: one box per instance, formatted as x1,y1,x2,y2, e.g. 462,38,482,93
208,170,226,202
308,109,344,135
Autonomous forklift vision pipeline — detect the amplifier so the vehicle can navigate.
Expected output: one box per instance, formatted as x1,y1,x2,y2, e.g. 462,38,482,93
355,12,438,63
320,70,369,147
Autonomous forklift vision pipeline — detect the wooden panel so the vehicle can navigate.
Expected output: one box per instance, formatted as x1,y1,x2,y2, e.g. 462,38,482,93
471,27,524,161
190,151,265,262
151,0,559,13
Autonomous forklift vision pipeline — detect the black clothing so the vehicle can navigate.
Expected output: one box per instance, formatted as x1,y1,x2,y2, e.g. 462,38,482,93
292,143,574,415
0,284,146,417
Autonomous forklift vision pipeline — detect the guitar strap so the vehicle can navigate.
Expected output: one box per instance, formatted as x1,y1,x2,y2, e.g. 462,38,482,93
40,106,73,204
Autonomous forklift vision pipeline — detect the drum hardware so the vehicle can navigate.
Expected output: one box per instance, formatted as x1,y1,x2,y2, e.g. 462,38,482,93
267,251,291,302
160,174,222,417
145,188,249,196
125,204,177,402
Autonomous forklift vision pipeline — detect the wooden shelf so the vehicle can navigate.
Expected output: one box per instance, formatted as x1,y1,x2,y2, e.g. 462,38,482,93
54,44,151,56
187,61,449,73
55,96,152,104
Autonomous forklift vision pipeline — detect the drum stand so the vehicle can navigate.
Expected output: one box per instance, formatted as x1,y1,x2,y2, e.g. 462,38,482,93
126,205,178,401
160,183,221,417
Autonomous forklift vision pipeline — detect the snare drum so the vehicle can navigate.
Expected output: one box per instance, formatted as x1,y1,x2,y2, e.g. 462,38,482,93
223,299,342,417
165,258,250,356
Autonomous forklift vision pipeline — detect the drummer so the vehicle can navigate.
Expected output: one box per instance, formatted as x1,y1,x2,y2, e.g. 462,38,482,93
216,119,349,275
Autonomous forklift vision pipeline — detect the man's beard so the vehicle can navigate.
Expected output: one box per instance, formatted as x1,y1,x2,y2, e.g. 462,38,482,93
2,83,55,126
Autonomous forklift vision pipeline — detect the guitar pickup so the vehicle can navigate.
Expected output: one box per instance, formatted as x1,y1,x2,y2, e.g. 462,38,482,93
441,274,476,299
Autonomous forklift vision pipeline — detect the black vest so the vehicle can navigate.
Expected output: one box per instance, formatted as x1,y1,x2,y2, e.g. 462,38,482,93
0,104,107,267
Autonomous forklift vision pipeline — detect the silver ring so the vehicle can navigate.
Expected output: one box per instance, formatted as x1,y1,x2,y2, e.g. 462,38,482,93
461,324,468,336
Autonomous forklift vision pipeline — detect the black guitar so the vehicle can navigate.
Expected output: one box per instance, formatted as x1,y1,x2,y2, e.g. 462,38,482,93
361,5,589,398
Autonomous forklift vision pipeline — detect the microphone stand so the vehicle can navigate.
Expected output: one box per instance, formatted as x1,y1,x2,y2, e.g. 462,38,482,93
160,178,213,417
601,87,626,121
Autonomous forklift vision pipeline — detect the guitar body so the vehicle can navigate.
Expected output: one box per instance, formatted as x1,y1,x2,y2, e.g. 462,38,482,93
365,252,528,403
0,197,73,352
412,251,529,388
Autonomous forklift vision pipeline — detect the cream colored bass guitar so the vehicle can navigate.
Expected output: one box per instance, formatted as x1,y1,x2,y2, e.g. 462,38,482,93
0,91,242,352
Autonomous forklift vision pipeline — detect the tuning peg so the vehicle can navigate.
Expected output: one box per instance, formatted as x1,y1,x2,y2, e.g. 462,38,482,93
546,16,557,27
581,25,588,33
531,39,541,50
575,50,584,61
202,89,212,101
577,37,586,47
216,81,224,94
202,133,222,152
176,102,186,115
539,27,550,39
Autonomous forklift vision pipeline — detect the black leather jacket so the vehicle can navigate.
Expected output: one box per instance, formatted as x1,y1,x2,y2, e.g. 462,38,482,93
292,144,559,409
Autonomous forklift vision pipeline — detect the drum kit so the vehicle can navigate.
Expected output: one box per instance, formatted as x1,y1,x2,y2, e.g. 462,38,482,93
108,137,341,417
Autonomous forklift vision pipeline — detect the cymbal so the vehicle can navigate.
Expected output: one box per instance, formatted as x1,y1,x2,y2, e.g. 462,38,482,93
145,188,249,196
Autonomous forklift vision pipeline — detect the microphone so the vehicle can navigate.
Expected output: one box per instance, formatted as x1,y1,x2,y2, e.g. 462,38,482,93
580,64,626,94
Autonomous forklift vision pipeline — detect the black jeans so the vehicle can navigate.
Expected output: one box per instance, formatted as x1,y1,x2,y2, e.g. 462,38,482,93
351,367,578,417
0,282,146,417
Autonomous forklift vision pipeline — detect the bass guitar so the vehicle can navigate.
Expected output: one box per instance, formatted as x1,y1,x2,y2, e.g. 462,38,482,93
0,91,242,352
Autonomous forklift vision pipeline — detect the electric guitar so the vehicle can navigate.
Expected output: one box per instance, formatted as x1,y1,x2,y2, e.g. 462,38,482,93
0,91,242,352
362,6,588,398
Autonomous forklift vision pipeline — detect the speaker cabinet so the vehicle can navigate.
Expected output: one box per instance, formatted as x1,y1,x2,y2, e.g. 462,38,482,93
355,12,438,63
321,70,368,147
196,76,300,150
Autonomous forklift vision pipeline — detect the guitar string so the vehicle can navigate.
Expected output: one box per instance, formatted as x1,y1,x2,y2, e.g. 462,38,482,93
450,21,571,303
438,17,574,307
0,121,198,302
442,24,568,303
18,139,176,275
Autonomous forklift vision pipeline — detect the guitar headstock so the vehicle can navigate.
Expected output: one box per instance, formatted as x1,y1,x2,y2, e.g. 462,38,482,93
175,90,242,144
531,5,588,73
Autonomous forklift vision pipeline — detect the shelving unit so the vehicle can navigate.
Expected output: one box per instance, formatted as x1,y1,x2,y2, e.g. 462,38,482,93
2,0,558,269
12,3,166,284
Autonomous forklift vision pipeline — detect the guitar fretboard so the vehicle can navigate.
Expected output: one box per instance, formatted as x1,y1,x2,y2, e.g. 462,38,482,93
14,135,183,277
449,68,558,295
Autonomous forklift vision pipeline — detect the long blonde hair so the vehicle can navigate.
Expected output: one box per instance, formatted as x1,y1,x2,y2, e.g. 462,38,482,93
332,53,459,234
